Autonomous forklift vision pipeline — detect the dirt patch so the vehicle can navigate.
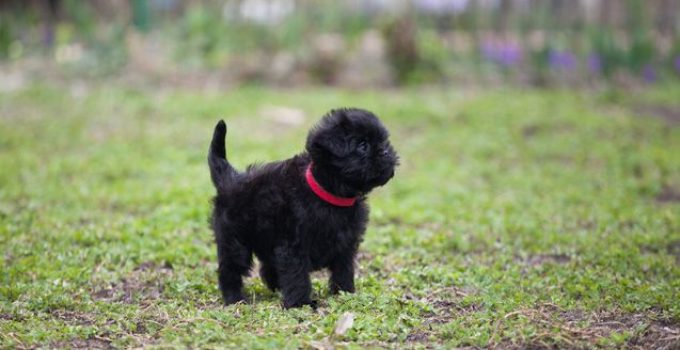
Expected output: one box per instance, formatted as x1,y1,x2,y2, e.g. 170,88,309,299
524,254,571,266
406,286,481,342
521,123,575,139
356,250,374,263
641,240,680,265
405,331,430,342
50,310,95,326
521,125,541,138
429,286,480,318
427,298,481,325
667,241,680,265
406,298,680,349
50,337,112,350
373,217,447,232
657,185,680,203
0,313,23,321
92,261,173,304
489,304,680,349
634,104,680,125
134,260,173,272
517,254,572,275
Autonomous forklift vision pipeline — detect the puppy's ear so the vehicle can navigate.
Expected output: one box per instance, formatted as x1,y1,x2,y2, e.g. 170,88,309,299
306,109,354,158
308,131,350,158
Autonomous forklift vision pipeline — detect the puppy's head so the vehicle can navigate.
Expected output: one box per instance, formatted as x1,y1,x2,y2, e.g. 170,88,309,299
306,108,398,193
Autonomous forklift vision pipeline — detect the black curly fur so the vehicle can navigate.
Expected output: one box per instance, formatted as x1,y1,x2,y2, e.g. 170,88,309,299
208,108,398,308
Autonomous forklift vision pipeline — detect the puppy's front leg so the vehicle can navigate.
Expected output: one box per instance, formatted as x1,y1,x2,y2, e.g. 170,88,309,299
329,251,356,294
274,246,315,309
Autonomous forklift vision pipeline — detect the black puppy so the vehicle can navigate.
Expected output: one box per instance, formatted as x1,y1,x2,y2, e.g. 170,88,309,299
208,108,398,308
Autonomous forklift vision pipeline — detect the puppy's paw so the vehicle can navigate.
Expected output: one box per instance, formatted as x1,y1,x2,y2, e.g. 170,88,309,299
222,292,246,306
330,283,355,295
283,298,318,310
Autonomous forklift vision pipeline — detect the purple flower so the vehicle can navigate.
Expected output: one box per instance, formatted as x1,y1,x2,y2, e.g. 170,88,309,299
415,0,468,14
674,56,680,74
642,64,657,83
548,50,576,71
43,27,55,48
480,40,522,68
587,54,602,74
498,43,522,67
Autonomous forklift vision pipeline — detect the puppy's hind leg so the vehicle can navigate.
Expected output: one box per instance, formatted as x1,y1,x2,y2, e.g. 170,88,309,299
215,233,252,305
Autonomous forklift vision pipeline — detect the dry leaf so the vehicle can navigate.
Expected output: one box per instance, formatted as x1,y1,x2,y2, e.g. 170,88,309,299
310,338,334,350
334,312,354,336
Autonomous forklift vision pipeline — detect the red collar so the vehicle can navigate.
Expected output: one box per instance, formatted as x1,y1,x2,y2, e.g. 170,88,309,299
305,164,357,207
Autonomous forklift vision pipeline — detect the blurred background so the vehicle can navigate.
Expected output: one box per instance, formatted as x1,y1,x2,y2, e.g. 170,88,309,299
1,0,679,89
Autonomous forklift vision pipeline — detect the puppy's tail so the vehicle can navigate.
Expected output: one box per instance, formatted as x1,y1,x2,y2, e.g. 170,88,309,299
208,120,237,193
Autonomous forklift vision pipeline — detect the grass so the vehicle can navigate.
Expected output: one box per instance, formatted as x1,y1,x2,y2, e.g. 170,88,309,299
0,82,679,349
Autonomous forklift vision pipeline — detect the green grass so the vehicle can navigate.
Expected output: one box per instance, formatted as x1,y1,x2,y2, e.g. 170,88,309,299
1,83,679,349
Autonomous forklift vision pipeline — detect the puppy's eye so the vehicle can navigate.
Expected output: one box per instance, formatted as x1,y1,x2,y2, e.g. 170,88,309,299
356,141,369,155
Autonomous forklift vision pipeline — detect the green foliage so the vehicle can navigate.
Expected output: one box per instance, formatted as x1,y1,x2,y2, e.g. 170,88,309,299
0,8,38,60
63,0,96,41
587,28,626,77
0,84,679,348
528,45,551,85
131,0,152,32
175,6,222,66
306,2,373,40
0,14,12,59
3,2,680,85
628,31,655,72
383,16,420,84
87,24,129,76
408,28,447,84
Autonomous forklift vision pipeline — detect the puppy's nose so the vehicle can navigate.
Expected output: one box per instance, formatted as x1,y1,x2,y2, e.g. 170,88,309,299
381,149,389,156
